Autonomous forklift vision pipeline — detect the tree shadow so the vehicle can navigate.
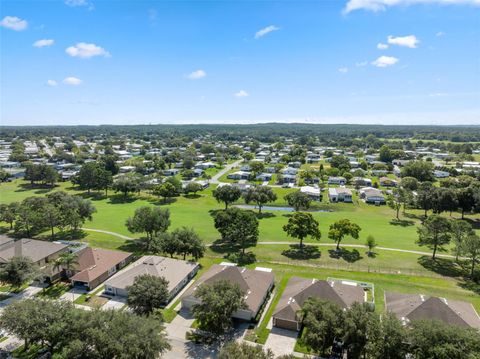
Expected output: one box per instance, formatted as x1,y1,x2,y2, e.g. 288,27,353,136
0,226,10,234
108,194,138,204
147,197,178,206
118,240,144,254
328,248,362,263
184,194,202,199
209,238,241,254
417,256,464,278
15,183,57,194
282,213,294,219
403,212,424,221
256,212,276,219
37,229,88,241
282,244,321,260
459,278,480,296
366,251,377,258
208,209,223,218
389,219,415,227
463,218,480,230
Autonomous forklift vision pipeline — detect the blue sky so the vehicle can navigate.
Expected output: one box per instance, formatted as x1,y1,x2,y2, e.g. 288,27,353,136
1,0,479,126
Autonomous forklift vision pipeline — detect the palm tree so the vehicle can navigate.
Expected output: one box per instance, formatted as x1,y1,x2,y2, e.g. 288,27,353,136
53,252,79,279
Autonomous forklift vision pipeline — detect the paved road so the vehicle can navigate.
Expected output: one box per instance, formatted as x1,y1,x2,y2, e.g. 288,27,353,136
210,160,242,184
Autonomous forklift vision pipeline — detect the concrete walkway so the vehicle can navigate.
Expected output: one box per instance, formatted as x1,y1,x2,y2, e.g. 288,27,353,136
83,228,133,240
264,327,298,357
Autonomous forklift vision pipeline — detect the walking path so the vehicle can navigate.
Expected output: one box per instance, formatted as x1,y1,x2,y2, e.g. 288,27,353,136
210,160,242,184
82,228,457,259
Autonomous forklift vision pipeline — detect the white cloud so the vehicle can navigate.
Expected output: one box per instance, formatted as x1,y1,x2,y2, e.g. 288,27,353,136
65,0,88,6
63,77,82,85
186,70,206,80
377,43,388,50
0,16,28,31
371,55,399,67
436,31,445,37
66,43,110,58
46,80,58,87
254,25,280,39
33,39,54,48
338,67,349,73
234,90,249,98
344,0,480,13
387,35,419,48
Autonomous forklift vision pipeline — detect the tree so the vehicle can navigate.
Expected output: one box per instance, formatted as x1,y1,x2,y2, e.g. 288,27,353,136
192,280,247,335
330,155,351,172
156,232,180,257
379,145,394,163
214,208,259,255
300,298,345,356
112,174,140,198
243,186,277,213
73,162,103,193
401,176,419,191
459,234,480,278
153,182,177,203
0,202,19,230
370,312,407,359
43,203,61,239
172,226,205,260
431,187,458,215
417,214,451,260
0,256,38,288
127,274,169,316
126,206,170,246
387,192,402,220
213,185,242,209
450,220,474,261
457,186,476,219
365,235,377,256
342,303,379,359
284,191,311,211
53,252,78,279
250,161,265,177
401,161,434,182
184,182,203,196
416,181,434,216
283,212,321,249
408,320,480,359
328,219,361,251
219,342,274,359
0,168,10,182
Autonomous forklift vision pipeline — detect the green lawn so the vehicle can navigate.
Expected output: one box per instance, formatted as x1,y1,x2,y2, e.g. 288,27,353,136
244,260,480,344
36,282,71,299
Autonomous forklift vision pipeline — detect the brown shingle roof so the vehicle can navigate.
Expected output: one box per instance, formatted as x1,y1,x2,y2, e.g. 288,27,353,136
273,277,365,322
183,265,274,314
70,247,132,284
385,292,480,329
0,236,67,264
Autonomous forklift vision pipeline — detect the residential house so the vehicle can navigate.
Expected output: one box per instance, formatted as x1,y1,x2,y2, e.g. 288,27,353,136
182,264,274,321
385,292,480,329
69,248,132,291
227,171,251,180
0,236,69,282
353,177,372,187
282,167,299,176
300,186,322,201
256,173,272,182
359,187,386,205
328,187,353,203
104,255,199,302
379,177,398,187
163,169,180,176
328,176,346,186
272,277,366,331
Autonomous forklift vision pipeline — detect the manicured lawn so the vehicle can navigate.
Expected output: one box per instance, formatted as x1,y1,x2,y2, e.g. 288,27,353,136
74,285,105,305
244,260,480,344
36,282,71,299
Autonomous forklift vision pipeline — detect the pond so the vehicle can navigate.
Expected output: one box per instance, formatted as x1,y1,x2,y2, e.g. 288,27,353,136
234,205,332,213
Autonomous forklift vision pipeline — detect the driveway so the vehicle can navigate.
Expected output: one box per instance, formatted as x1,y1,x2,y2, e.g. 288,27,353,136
264,327,298,357
102,296,126,310
59,287,86,302
210,160,242,184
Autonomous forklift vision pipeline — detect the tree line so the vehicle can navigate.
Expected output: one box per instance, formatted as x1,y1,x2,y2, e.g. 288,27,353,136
0,191,96,238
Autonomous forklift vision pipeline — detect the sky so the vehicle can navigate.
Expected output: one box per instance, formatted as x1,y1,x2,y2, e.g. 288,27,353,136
1,0,479,126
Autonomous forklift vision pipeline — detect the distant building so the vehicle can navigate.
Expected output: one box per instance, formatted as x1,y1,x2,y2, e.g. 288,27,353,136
328,187,352,203
328,176,346,186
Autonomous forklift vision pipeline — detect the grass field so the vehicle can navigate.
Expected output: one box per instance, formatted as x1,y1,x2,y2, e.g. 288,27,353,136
1,179,480,327
0,179,457,251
